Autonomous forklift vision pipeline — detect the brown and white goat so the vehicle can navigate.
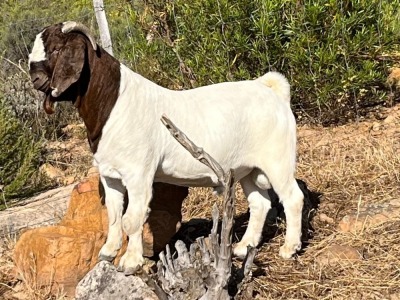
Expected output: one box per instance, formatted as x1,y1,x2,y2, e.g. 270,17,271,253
29,21,304,274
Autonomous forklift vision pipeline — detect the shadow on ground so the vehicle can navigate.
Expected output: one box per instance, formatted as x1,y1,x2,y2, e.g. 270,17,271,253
169,179,321,253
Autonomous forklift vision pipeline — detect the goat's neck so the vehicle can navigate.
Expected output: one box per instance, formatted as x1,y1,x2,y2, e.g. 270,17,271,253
77,48,121,153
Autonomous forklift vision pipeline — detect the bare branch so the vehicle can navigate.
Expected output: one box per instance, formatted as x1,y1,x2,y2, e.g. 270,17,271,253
160,114,227,186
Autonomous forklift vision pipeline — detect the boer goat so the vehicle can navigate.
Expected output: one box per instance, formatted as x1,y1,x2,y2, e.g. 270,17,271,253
29,22,304,274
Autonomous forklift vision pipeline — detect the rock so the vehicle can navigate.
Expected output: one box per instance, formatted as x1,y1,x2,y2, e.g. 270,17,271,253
13,173,188,297
0,184,74,237
318,213,334,224
317,244,362,265
63,176,75,185
387,67,400,88
338,201,400,233
371,122,380,131
383,114,397,124
39,163,64,181
86,166,99,176
389,199,400,207
75,261,158,300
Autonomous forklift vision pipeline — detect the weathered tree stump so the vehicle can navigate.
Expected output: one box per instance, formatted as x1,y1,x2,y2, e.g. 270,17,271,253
157,115,257,299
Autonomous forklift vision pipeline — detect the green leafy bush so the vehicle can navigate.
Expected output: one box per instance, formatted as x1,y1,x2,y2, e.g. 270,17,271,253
0,0,94,65
111,0,400,124
0,98,42,201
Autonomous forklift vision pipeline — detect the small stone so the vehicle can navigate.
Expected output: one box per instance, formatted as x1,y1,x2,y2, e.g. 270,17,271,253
318,213,334,224
372,122,380,131
317,244,362,265
63,176,75,185
87,166,99,176
389,199,400,207
76,179,95,194
39,163,64,180
390,293,400,300
383,115,397,124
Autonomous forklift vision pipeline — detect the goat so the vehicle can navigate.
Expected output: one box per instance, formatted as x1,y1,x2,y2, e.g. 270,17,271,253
28,22,304,274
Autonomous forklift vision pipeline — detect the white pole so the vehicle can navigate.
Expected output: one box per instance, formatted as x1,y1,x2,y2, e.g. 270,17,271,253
93,0,114,56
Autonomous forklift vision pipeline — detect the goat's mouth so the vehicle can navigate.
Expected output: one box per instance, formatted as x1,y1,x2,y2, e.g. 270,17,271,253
43,93,56,114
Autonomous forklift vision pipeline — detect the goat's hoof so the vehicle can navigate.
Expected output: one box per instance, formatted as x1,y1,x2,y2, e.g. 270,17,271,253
117,254,144,275
117,265,124,272
98,254,115,262
233,242,253,259
279,242,301,259
116,264,143,276
124,265,143,276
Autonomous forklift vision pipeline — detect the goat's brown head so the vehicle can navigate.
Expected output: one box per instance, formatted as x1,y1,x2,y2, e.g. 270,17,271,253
29,21,98,114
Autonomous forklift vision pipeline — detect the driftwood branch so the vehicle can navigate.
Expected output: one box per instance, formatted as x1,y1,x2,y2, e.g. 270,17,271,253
160,114,227,186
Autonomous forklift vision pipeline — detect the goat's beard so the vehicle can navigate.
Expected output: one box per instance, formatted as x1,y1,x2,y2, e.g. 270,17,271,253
43,93,56,114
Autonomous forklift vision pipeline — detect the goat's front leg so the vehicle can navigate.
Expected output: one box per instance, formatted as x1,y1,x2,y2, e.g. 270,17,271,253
117,175,153,275
98,176,126,262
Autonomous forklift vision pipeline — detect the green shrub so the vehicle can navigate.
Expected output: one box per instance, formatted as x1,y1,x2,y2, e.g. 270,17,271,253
0,98,42,201
111,0,400,124
3,0,398,125
0,0,95,65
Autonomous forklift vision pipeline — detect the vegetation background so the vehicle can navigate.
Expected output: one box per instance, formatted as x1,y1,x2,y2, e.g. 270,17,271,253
0,0,399,201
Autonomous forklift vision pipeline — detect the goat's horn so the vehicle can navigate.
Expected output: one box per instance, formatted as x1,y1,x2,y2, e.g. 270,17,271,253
62,21,98,51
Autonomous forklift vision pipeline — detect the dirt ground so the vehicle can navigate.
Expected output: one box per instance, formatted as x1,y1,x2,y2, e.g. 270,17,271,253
0,104,399,299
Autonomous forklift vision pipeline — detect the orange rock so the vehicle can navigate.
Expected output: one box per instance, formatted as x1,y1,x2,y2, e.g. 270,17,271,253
317,244,362,265
13,174,188,297
387,67,400,88
338,203,400,234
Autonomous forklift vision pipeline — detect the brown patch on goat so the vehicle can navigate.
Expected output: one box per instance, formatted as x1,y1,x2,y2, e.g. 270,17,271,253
29,24,121,153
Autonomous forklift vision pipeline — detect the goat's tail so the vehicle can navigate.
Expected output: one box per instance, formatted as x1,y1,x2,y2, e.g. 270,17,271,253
256,72,290,103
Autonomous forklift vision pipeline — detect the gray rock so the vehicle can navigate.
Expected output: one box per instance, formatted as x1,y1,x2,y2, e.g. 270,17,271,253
75,261,158,300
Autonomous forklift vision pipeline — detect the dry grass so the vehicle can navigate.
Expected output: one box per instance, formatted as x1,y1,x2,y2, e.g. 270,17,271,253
180,105,400,299
1,105,399,299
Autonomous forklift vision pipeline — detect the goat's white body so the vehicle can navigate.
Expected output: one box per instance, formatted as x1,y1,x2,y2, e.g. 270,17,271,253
95,65,295,188
95,65,304,269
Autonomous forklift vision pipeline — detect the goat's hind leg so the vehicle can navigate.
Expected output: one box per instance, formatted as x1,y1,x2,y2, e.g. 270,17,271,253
98,176,126,262
264,163,304,258
277,178,304,258
233,171,272,258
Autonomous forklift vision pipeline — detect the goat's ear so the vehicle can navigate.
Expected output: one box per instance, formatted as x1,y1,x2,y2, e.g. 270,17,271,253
50,40,85,97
